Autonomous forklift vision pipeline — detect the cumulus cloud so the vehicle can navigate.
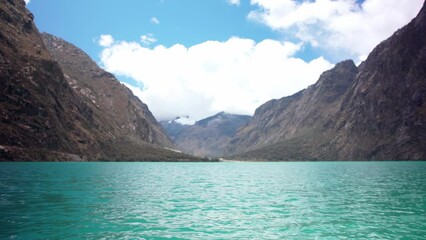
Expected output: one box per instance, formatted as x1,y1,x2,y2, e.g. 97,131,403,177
227,0,240,6
99,36,332,120
98,34,114,47
150,17,160,24
24,0,30,4
249,0,423,62
140,33,157,46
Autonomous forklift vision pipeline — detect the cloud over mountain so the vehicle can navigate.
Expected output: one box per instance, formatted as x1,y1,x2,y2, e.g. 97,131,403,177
249,0,423,62
95,0,422,121
99,37,332,120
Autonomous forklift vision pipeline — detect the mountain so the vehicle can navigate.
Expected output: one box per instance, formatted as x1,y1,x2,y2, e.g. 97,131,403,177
0,0,201,161
161,112,251,157
330,2,426,160
227,60,357,158
160,116,195,141
227,2,426,161
41,33,174,149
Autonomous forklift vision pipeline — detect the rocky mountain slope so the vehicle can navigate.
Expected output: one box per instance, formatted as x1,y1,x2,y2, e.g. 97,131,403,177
227,60,357,158
161,112,250,157
0,0,201,161
160,116,194,141
42,33,174,149
330,2,426,160
228,2,426,161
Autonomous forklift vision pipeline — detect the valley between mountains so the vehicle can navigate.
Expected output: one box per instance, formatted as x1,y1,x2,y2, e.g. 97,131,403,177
1,0,425,161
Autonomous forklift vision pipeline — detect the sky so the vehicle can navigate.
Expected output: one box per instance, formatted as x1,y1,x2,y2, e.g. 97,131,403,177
26,0,423,121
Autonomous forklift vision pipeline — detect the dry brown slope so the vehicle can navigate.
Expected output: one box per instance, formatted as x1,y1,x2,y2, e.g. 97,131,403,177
0,0,95,160
0,0,203,161
41,33,174,149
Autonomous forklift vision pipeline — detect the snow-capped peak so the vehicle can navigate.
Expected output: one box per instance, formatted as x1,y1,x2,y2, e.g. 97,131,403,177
169,116,196,125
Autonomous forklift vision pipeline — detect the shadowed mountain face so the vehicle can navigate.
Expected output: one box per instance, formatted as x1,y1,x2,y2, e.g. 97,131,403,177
227,60,357,158
330,2,426,160
228,2,426,161
0,0,200,161
161,112,250,157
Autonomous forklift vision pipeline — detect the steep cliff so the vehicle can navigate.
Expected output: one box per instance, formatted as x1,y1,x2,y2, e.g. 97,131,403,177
0,0,91,160
227,61,357,160
0,0,200,161
228,2,426,160
330,1,426,160
41,33,174,149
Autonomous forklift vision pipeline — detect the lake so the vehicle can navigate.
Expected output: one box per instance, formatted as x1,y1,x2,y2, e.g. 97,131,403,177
1,162,425,239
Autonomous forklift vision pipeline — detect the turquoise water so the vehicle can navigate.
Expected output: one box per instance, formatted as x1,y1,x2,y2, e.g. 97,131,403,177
1,162,425,239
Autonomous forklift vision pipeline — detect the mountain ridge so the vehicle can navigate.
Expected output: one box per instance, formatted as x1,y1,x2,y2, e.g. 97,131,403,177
1,0,424,161
227,2,426,160
41,33,174,149
226,60,357,158
161,112,250,157
0,0,204,161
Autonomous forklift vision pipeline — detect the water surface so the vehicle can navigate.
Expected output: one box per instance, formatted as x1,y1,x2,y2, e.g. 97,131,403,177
1,162,425,239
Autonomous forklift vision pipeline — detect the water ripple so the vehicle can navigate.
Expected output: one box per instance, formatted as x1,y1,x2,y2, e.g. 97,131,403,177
1,162,426,239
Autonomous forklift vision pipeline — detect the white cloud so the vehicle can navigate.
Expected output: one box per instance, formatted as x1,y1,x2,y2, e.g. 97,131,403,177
249,0,423,62
99,36,332,121
150,17,160,24
227,0,240,6
140,33,157,46
98,34,114,47
24,0,30,4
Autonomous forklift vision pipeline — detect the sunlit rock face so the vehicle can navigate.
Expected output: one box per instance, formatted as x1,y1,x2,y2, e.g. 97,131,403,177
0,0,199,161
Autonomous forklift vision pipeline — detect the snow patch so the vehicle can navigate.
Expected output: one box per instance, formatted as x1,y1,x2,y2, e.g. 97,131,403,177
171,116,196,125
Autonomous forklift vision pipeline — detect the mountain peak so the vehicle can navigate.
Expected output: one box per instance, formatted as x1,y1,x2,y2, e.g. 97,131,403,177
161,112,251,157
228,3,426,160
170,116,196,125
334,59,356,70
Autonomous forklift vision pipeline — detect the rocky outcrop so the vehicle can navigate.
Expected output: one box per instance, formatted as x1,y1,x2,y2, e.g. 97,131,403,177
41,33,174,149
0,0,201,161
330,1,426,160
0,0,91,159
227,60,357,159
161,112,250,157
228,2,426,160
160,117,191,142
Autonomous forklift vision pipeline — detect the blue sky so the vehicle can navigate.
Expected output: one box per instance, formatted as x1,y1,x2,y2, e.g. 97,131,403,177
28,0,290,61
26,0,423,121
